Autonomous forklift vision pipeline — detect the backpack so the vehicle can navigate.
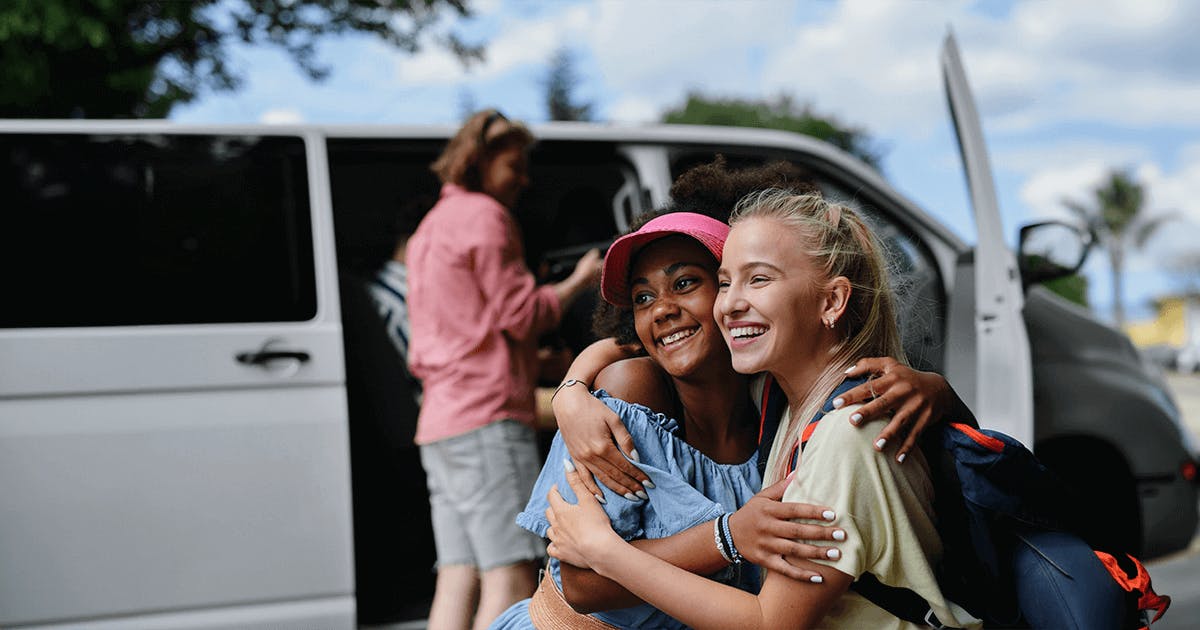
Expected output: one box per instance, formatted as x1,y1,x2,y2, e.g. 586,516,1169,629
756,376,1171,629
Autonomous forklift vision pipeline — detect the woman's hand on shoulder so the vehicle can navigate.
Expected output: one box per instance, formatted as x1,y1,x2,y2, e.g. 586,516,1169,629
554,359,659,501
836,358,971,463
727,475,846,583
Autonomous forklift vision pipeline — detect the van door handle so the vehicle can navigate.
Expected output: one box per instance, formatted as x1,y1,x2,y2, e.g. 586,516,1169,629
236,350,311,365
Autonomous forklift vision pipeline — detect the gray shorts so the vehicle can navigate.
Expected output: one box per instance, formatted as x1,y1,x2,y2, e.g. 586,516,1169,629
419,419,545,571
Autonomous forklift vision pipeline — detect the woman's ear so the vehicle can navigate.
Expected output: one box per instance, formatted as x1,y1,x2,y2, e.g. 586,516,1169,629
822,276,852,326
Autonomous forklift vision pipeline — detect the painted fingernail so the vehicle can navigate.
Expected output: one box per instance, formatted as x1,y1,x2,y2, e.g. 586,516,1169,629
844,365,856,374
832,397,845,409
850,413,863,425
822,510,836,521
810,574,824,583
624,492,639,501
563,458,576,473
826,548,841,560
833,529,846,541
643,479,656,489
629,448,640,462
897,452,907,464
636,490,649,500
875,438,887,450
594,493,607,504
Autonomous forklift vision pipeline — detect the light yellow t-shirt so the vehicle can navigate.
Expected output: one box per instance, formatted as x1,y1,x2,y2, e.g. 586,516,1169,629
770,404,981,630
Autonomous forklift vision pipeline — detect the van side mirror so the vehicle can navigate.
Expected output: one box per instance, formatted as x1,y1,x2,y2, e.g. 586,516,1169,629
1017,221,1094,287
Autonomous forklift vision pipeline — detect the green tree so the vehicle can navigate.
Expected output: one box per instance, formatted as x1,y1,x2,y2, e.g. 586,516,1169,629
661,92,886,171
543,47,592,122
0,0,480,118
1062,169,1174,328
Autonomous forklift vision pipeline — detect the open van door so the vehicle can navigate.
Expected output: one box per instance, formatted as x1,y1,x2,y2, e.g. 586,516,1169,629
941,32,1035,446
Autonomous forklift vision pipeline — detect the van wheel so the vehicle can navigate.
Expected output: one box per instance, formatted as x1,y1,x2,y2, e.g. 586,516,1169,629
1035,438,1142,555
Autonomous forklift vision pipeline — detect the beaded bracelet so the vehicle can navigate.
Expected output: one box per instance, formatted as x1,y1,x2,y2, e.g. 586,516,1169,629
713,516,734,564
720,513,743,564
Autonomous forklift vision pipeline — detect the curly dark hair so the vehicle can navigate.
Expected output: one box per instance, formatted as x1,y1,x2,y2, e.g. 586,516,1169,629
591,156,820,345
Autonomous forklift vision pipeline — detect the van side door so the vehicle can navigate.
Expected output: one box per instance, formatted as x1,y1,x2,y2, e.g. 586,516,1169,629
0,128,354,629
941,33,1035,445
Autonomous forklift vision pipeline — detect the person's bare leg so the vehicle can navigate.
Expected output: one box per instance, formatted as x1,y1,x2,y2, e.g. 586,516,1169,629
472,559,539,630
427,564,479,630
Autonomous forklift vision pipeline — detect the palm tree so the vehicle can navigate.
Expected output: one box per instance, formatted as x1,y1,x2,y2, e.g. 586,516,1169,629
1062,169,1174,328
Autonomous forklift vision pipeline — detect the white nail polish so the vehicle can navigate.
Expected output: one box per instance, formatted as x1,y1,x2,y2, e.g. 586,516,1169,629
875,438,887,450
810,575,824,583
833,530,846,541
832,397,845,409
636,490,649,500
563,458,575,473
643,479,656,489
822,510,836,521
897,453,907,464
594,493,607,505
844,365,856,374
826,548,841,560
850,413,863,425
624,492,639,501
629,448,640,462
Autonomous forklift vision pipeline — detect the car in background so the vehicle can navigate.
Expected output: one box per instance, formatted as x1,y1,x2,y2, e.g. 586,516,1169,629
0,34,1195,629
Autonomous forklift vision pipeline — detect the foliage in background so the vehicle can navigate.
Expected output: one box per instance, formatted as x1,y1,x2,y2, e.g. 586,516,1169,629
0,0,480,118
543,47,593,122
1062,169,1175,328
1042,273,1089,307
662,92,887,171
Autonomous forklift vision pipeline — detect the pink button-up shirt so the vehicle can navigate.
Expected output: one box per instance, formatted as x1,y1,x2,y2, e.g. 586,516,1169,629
406,184,563,444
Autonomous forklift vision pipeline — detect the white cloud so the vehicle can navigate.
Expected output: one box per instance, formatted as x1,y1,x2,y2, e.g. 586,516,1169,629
392,4,591,85
259,108,304,124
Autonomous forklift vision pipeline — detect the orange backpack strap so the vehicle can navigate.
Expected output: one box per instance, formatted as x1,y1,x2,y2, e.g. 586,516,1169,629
1094,551,1171,626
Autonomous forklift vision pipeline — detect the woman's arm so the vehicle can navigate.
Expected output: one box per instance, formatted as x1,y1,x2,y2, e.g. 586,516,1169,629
559,479,844,612
836,358,978,462
549,462,852,629
552,339,652,498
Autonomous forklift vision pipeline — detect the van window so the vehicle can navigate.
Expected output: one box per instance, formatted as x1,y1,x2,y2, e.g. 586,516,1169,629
0,133,316,328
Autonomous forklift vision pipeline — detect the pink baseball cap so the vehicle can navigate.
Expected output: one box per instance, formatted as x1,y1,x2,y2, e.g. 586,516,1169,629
600,212,729,306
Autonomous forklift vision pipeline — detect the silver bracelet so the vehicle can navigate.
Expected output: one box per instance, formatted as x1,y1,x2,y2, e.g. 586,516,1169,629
551,378,588,403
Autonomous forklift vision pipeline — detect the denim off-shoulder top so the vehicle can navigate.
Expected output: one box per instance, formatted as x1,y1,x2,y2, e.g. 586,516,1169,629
493,390,762,630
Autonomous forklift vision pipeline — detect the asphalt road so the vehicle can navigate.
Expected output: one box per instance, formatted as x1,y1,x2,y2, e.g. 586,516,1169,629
1146,372,1200,629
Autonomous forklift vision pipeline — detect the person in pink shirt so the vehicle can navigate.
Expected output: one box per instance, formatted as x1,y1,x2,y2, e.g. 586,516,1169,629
406,109,601,630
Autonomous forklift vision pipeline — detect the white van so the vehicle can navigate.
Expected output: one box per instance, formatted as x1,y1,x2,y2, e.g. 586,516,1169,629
1,35,1196,628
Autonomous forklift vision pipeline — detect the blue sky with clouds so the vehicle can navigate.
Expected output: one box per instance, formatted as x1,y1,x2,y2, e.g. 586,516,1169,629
172,0,1200,323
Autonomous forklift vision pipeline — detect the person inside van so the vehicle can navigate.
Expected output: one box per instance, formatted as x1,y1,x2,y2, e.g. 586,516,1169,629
406,109,602,630
542,190,982,629
367,193,434,400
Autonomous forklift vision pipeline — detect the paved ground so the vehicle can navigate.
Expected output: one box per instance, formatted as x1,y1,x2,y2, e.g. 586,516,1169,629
1166,371,1200,441
1146,371,1200,630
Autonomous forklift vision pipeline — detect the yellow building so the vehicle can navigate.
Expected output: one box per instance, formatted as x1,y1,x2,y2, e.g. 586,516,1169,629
1125,295,1198,348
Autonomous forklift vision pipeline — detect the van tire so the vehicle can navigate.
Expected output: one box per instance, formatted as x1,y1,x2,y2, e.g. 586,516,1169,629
1035,438,1142,555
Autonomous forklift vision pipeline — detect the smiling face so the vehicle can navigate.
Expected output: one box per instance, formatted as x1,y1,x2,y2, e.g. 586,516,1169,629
629,236,729,379
715,216,833,376
479,144,530,208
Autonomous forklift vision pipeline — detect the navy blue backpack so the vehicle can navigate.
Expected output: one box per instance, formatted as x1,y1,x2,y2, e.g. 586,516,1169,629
756,376,1170,629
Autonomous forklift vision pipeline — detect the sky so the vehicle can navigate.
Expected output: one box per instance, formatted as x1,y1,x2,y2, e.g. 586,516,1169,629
172,0,1200,324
